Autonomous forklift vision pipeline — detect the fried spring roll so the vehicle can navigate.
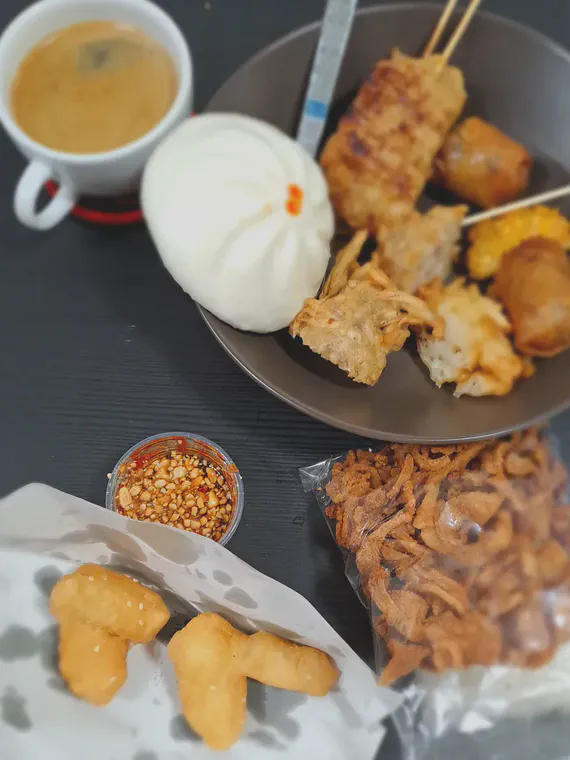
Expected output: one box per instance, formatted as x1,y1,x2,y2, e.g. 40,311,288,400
434,117,531,209
491,237,570,357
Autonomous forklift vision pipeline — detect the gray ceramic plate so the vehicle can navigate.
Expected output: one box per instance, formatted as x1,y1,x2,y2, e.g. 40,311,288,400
200,2,570,443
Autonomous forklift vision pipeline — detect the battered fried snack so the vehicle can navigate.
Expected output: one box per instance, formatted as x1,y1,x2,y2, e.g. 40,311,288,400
290,260,440,385
416,278,525,397
50,564,170,643
168,614,248,751
372,205,467,293
433,117,532,209
50,564,170,706
321,49,466,235
168,613,339,751
323,431,570,685
466,205,570,280
321,229,368,298
57,616,129,706
490,237,570,357
239,631,339,697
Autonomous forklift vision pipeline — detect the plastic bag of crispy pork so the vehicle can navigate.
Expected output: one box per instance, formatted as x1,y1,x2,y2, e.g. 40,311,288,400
300,428,570,760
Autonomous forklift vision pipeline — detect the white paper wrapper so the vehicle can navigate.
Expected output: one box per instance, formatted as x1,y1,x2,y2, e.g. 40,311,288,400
0,484,401,760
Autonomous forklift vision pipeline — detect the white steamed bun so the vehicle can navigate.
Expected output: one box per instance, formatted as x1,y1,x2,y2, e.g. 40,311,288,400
142,113,334,332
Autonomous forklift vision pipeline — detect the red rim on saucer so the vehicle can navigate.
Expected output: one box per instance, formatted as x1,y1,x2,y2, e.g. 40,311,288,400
44,181,144,226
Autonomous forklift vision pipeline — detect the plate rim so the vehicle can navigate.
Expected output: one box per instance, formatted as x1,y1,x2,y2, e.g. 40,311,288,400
199,1,570,443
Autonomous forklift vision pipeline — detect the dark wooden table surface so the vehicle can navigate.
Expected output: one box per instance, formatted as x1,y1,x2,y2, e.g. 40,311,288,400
1,0,569,673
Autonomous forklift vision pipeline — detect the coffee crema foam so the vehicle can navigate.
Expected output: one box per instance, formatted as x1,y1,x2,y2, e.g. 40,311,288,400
11,20,178,154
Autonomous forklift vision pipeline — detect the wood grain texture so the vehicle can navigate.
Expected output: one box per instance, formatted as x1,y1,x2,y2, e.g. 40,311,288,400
0,0,569,671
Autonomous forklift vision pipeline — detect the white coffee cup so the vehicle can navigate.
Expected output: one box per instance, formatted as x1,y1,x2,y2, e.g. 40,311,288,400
0,0,193,230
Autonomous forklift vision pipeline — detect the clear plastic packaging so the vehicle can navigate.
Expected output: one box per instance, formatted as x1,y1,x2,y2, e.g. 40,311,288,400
300,429,570,760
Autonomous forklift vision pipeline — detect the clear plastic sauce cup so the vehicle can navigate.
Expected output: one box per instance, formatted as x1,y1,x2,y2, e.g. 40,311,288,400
106,432,244,546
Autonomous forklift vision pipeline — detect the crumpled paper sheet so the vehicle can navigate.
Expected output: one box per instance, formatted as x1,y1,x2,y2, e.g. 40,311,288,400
0,484,401,760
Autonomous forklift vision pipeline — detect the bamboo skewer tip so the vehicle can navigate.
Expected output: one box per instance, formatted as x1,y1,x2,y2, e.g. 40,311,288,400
423,0,460,57
441,0,483,64
424,0,483,69
462,184,570,227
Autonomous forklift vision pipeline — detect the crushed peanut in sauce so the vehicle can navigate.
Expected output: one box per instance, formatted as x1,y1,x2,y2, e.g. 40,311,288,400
116,449,234,541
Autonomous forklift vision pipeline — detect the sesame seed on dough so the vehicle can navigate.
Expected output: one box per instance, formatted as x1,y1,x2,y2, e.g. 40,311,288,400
94,645,100,653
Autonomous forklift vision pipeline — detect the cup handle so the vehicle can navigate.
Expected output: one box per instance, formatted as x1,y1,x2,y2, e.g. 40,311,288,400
14,160,76,230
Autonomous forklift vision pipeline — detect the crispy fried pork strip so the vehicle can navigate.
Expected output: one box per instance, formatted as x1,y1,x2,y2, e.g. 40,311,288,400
323,432,570,684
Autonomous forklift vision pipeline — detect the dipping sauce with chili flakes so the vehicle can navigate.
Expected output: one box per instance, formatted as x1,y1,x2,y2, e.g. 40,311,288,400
106,434,243,545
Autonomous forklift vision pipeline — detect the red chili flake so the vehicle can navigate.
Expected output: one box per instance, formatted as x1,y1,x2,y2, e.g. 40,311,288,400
285,184,304,216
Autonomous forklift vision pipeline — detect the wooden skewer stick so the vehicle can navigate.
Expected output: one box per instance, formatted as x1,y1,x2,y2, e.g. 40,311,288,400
441,0,483,64
423,0,460,56
463,184,570,227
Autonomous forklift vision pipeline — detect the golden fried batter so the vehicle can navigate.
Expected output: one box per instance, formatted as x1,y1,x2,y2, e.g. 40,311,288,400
50,564,169,643
168,613,339,751
321,229,368,298
240,631,339,697
290,266,439,385
50,564,170,706
57,616,129,706
466,205,570,281
168,614,248,751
